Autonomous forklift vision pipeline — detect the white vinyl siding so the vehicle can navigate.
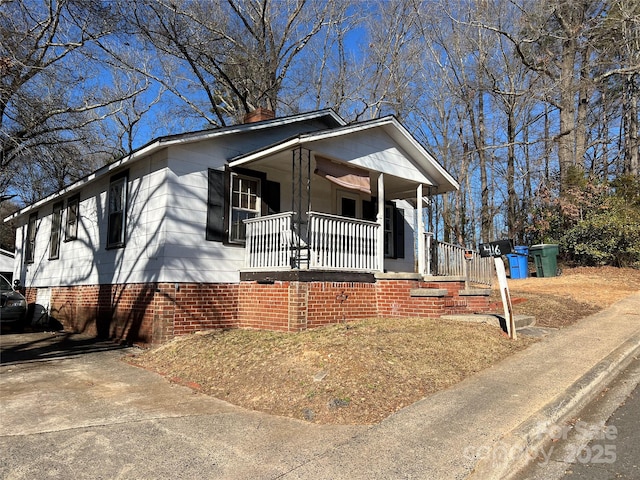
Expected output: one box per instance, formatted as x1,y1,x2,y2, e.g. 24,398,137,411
12,116,430,288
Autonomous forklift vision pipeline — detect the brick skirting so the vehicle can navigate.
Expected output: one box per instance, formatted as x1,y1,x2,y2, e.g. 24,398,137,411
26,276,491,345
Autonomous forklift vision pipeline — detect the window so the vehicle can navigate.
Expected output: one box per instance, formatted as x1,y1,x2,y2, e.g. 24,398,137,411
384,204,395,257
25,213,37,264
337,190,361,218
107,171,128,248
206,169,225,241
49,202,63,259
229,173,260,243
207,169,277,243
384,203,405,259
65,194,79,241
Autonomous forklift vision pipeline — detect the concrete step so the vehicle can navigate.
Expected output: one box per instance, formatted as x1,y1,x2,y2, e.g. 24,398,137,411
410,288,449,297
440,313,536,331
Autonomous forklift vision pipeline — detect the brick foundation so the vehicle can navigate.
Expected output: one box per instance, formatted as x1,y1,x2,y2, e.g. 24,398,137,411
27,276,491,345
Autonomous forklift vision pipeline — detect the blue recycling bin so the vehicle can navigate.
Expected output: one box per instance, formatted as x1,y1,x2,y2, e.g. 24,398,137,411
507,246,529,279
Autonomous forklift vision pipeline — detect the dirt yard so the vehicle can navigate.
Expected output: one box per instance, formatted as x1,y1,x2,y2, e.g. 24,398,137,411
127,266,640,425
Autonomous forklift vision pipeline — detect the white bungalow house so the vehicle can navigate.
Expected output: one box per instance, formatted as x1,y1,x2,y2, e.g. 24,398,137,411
5,109,492,344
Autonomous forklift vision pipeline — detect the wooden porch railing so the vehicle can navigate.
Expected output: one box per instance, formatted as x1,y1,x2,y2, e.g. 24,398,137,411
244,212,296,270
426,235,494,287
244,214,492,285
308,212,379,271
244,211,379,272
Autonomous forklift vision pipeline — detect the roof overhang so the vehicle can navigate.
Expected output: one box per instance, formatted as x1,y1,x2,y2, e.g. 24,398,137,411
5,109,346,222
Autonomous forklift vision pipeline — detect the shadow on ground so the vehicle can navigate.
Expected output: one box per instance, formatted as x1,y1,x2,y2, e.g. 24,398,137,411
0,330,128,366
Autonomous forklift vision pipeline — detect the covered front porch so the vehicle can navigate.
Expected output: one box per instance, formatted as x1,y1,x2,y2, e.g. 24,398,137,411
244,210,379,271
226,117,494,331
243,210,493,287
231,117,467,279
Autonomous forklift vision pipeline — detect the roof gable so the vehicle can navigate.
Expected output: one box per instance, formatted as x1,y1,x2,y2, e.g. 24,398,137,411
229,116,459,194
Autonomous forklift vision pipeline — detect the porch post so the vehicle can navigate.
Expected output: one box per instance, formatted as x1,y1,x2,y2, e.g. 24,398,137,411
417,184,425,275
377,173,385,272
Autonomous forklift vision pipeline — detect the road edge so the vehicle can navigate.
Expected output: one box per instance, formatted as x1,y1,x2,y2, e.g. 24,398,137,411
467,331,640,480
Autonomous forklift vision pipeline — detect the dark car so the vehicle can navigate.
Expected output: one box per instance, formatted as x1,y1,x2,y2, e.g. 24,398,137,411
0,274,27,331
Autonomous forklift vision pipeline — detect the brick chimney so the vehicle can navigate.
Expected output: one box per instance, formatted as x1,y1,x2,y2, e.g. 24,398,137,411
243,107,275,124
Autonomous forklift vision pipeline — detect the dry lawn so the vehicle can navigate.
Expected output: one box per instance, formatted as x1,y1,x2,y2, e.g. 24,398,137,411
127,266,640,425
506,266,640,328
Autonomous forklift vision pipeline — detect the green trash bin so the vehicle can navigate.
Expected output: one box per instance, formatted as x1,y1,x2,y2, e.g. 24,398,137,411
529,244,559,277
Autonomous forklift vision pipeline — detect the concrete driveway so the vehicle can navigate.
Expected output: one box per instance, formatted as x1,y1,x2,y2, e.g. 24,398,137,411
0,332,364,479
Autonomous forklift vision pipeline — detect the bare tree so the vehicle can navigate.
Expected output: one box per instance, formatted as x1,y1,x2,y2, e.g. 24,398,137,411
0,0,146,205
414,0,499,243
478,0,640,190
602,0,640,175
275,0,360,117
115,0,332,126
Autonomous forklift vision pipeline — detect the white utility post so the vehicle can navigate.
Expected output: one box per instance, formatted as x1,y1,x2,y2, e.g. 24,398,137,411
480,240,517,340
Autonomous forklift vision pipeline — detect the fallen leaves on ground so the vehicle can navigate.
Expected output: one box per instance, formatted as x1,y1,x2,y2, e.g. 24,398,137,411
506,266,640,328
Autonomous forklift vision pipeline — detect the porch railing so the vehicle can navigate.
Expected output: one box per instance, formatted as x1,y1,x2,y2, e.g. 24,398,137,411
244,211,379,272
244,213,492,285
244,212,296,270
308,211,379,271
426,235,494,287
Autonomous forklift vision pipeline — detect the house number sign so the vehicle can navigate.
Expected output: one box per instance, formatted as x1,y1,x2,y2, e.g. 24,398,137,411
478,239,513,258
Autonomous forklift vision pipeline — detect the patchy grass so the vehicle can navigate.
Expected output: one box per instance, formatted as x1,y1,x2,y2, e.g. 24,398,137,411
127,266,640,425
129,317,531,424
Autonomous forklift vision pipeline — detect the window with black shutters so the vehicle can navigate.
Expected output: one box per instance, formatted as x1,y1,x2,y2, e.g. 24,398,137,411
65,194,80,241
207,168,279,244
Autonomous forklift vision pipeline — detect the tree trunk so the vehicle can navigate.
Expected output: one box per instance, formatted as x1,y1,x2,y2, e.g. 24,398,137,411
558,33,578,191
477,92,491,243
507,104,517,240
625,75,639,175
575,46,590,174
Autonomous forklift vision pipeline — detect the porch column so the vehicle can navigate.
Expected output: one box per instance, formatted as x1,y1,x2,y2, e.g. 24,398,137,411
417,184,425,275
377,173,385,272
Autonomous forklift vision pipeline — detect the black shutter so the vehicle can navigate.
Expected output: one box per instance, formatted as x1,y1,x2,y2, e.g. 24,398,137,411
264,180,280,215
394,206,405,259
362,197,377,221
206,169,225,241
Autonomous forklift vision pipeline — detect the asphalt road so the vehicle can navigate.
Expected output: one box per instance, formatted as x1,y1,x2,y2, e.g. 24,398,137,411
560,383,640,479
515,355,640,480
